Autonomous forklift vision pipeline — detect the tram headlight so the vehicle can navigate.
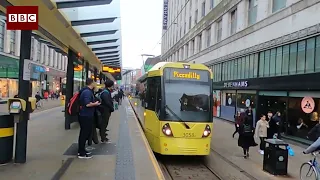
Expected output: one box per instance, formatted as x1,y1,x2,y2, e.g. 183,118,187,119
202,125,211,137
162,123,173,136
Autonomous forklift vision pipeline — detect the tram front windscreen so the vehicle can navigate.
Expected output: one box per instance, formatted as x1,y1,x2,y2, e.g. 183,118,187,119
163,68,211,122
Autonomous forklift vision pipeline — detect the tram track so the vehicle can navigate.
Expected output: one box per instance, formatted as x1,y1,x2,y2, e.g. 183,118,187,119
157,156,222,180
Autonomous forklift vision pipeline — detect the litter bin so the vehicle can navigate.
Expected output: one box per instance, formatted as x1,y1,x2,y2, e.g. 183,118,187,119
0,114,14,164
263,139,288,175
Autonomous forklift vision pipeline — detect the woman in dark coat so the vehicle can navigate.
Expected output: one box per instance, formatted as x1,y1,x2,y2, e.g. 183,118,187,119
238,116,257,158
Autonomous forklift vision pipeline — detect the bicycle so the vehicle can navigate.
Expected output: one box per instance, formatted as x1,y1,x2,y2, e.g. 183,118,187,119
300,151,320,180
36,100,43,109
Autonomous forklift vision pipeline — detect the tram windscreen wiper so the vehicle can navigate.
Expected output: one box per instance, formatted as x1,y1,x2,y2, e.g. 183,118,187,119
165,105,190,129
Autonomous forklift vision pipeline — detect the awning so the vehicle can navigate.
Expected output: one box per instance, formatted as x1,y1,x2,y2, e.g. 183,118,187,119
0,54,19,68
52,0,122,68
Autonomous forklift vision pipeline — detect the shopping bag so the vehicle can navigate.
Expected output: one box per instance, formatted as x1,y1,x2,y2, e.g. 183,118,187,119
287,145,295,156
114,102,118,110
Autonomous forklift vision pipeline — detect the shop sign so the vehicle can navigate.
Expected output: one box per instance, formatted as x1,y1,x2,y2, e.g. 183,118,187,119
34,65,45,73
301,97,315,114
224,81,248,88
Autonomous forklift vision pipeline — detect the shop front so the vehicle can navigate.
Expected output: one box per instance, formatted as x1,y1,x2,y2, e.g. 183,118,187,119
46,67,66,94
213,80,257,124
213,72,320,143
0,54,19,98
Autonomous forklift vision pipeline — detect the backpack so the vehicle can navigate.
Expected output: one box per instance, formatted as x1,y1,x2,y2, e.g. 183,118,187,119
243,124,252,133
96,89,110,103
68,89,92,116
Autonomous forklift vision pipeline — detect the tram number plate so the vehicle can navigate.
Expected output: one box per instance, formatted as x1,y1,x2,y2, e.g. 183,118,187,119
183,132,195,138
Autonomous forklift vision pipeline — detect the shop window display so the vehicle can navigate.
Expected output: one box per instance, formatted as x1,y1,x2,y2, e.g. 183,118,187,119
258,96,287,132
213,90,221,117
221,93,236,121
287,97,320,140
236,93,256,109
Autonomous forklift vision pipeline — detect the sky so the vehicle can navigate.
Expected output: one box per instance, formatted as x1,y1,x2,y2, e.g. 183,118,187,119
120,0,163,69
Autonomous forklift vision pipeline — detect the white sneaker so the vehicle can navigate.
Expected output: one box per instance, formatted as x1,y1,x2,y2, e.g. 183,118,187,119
260,150,264,155
78,154,93,159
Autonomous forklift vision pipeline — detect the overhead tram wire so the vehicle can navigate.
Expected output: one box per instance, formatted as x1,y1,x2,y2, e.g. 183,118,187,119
150,0,190,53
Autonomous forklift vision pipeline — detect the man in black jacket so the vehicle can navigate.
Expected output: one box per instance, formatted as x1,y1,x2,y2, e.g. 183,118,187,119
99,79,114,143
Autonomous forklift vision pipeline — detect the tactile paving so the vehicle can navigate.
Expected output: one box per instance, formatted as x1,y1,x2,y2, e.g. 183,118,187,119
63,142,116,156
115,105,136,180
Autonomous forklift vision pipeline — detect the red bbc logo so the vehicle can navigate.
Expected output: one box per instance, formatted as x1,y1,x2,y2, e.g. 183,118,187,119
6,6,38,30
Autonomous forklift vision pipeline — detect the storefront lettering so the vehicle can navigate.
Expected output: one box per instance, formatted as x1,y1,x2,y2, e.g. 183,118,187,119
173,71,200,80
223,81,248,88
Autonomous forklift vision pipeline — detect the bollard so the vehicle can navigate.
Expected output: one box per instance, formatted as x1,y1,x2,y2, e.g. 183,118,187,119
60,95,65,106
0,114,14,164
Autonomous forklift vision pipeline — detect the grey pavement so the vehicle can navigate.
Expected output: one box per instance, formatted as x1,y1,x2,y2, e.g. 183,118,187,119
0,98,163,180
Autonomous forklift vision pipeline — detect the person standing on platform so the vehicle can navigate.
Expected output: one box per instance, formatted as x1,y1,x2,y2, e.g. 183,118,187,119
99,79,114,143
78,78,100,159
255,114,269,155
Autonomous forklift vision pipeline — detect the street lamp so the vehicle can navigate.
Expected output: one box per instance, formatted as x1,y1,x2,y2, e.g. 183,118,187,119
141,54,155,73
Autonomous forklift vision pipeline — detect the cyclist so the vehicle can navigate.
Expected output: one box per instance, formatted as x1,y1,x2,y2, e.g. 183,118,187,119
35,92,42,107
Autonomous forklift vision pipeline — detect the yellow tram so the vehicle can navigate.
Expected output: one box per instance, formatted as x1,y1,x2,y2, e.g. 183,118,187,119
138,62,213,155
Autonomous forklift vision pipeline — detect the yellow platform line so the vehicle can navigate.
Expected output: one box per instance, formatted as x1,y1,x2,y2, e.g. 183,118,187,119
127,98,165,180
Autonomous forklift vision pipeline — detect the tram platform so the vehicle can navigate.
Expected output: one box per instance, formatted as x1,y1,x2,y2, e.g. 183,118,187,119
0,98,164,180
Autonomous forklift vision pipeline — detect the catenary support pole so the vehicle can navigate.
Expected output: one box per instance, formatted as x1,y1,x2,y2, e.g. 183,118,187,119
15,30,32,163
65,49,75,130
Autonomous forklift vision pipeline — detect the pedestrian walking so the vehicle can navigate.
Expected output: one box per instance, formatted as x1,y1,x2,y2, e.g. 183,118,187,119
78,78,100,159
232,111,242,138
238,117,256,159
255,114,269,155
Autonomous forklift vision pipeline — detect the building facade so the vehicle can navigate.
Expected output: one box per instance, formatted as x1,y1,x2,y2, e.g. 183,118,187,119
161,0,320,143
0,15,68,98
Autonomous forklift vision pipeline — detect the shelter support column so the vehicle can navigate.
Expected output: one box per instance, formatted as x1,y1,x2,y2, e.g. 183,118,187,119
94,68,97,82
15,30,32,163
81,58,85,87
99,72,103,84
85,61,89,79
65,49,76,130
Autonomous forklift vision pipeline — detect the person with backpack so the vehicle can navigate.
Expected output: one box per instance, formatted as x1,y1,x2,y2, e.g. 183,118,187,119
97,79,114,143
238,116,256,158
77,78,100,159
255,114,269,155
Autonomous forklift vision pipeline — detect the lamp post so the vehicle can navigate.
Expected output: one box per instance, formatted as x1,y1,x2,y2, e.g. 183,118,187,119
141,54,155,73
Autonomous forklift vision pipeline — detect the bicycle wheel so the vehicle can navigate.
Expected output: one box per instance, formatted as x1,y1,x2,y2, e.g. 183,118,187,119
300,162,318,180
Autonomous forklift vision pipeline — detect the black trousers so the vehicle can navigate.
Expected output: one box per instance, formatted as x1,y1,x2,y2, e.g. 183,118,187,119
259,137,266,151
100,111,111,141
78,116,93,155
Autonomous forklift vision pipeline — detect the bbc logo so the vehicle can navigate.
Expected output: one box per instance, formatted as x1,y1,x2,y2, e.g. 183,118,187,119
6,6,38,30
8,14,37,22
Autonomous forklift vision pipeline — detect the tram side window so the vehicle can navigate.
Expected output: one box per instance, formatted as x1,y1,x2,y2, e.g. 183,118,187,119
146,77,161,112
